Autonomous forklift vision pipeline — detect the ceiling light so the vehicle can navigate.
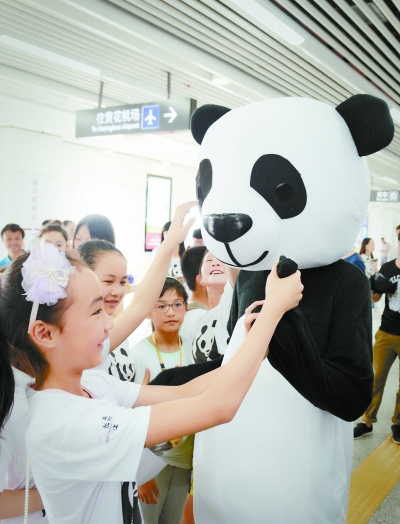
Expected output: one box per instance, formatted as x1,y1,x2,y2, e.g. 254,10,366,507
382,176,398,185
0,35,100,76
391,108,400,124
228,0,304,45
211,75,230,86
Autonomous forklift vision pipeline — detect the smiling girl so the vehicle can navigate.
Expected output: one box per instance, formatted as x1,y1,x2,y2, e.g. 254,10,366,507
0,203,303,524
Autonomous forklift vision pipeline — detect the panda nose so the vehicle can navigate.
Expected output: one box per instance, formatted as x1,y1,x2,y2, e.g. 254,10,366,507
203,213,253,244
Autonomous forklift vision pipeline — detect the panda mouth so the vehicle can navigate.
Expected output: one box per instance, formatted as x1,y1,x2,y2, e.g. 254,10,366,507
221,244,269,268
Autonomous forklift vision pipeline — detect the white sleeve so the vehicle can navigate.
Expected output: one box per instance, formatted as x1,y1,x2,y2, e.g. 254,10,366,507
59,403,151,482
82,370,142,408
0,427,12,492
215,282,234,354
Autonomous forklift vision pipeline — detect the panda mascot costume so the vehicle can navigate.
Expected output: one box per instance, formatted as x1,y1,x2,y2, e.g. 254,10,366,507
151,94,395,523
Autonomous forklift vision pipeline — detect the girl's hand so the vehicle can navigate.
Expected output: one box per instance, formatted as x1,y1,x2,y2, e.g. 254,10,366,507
138,478,160,504
244,300,265,334
264,259,303,316
162,201,197,251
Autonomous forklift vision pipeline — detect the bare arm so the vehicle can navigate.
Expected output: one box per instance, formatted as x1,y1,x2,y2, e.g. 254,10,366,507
371,291,382,303
0,488,44,519
109,202,196,351
144,261,303,447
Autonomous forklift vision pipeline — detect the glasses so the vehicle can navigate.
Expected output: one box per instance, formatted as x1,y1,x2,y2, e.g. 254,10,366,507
154,301,186,313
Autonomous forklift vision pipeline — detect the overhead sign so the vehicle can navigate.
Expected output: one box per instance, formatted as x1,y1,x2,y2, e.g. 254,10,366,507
370,190,400,203
76,98,195,138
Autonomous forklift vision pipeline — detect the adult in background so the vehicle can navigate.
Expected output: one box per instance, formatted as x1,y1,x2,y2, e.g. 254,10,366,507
0,223,25,270
359,238,378,278
387,225,400,262
73,214,115,249
354,242,400,443
63,220,76,248
342,248,366,273
180,246,208,345
151,221,185,280
190,229,204,248
380,237,391,266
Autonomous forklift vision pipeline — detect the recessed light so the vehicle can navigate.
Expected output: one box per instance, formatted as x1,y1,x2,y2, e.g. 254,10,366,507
211,75,230,86
382,176,397,185
228,0,304,45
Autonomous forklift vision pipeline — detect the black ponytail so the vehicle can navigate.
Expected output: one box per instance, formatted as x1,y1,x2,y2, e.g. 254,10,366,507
0,317,14,433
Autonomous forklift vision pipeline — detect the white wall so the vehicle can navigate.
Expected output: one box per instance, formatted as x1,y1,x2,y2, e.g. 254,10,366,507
367,202,400,257
0,97,197,281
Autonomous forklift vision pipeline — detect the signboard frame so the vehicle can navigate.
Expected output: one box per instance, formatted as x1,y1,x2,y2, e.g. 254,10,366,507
144,174,172,252
76,98,196,138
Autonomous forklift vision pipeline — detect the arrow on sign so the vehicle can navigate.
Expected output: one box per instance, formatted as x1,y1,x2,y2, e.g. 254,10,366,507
163,107,177,123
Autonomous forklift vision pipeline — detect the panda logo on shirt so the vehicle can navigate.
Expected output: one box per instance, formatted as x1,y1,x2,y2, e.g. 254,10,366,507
194,319,221,363
109,347,135,382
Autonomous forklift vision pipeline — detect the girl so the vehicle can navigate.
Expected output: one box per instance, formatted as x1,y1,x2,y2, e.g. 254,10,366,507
192,251,238,363
73,214,115,249
0,205,303,524
151,221,185,280
360,237,378,278
0,310,47,524
39,224,69,252
110,278,193,524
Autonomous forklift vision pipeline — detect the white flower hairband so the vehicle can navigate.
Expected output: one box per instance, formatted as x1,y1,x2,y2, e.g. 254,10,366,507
21,243,75,331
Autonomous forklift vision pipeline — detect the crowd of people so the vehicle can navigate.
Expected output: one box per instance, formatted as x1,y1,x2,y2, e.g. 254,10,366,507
1,207,400,523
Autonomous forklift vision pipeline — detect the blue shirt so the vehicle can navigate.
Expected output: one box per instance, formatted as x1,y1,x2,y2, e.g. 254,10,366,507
0,255,11,270
344,253,366,273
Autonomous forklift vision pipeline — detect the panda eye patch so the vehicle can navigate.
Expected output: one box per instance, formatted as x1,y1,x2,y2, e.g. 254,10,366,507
250,154,307,219
196,159,213,210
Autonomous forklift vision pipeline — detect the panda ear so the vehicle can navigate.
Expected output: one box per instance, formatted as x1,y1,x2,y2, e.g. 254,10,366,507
335,94,394,157
191,105,231,144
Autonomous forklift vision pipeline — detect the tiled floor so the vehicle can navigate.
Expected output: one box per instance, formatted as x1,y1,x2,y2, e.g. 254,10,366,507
350,301,400,523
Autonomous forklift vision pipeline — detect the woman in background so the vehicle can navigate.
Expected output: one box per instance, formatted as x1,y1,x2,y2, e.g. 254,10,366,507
360,237,378,278
73,214,115,249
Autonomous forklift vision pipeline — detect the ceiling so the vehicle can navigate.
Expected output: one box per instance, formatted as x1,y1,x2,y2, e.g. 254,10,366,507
0,0,399,179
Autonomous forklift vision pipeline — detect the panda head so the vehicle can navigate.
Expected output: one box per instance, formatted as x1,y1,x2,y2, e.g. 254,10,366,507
191,95,394,270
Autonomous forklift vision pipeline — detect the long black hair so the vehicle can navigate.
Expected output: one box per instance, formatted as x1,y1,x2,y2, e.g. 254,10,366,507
0,315,14,433
78,239,124,270
74,214,115,246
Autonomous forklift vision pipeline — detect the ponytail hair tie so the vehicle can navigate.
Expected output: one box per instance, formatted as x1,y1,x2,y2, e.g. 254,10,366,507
21,243,75,331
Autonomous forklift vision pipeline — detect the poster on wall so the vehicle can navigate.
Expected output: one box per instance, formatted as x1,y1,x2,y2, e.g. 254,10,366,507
145,175,172,252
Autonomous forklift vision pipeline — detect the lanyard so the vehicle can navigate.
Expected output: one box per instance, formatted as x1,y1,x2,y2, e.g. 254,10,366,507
152,333,182,371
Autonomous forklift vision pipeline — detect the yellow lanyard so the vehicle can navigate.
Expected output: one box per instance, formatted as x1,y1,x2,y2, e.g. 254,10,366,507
152,333,182,371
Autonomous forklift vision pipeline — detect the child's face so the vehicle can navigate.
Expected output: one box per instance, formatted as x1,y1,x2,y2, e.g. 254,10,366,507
93,252,128,316
200,253,227,288
150,289,187,333
58,267,113,371
40,231,68,252
73,224,91,250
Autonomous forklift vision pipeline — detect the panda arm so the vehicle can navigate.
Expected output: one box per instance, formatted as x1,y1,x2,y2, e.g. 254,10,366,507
149,357,223,386
267,276,373,422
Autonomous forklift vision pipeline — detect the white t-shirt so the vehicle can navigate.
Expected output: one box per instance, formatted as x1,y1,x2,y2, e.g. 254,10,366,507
179,305,208,345
0,368,49,524
25,371,151,524
111,338,193,385
360,254,375,278
192,282,233,363
151,246,183,278
93,337,111,374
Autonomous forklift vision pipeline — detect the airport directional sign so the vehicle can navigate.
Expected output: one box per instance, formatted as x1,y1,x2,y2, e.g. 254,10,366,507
370,190,400,203
76,98,195,138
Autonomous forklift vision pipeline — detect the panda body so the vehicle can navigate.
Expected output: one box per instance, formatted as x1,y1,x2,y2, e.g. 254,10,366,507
187,95,395,523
